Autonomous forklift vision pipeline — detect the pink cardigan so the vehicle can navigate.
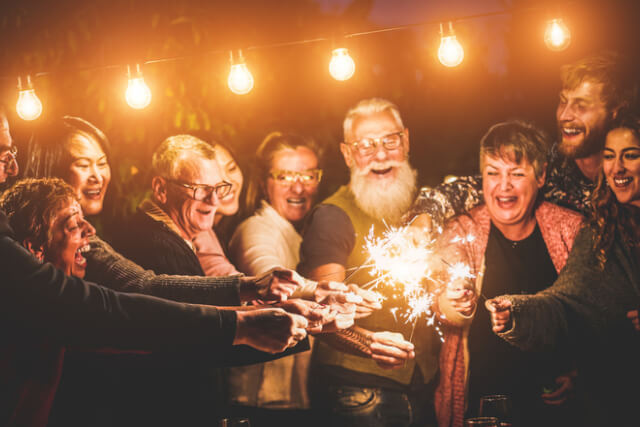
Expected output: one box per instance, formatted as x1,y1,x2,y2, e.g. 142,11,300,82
434,202,584,427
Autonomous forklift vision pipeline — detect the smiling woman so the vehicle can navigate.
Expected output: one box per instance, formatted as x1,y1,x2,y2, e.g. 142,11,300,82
0,177,95,277
226,132,323,423
433,120,584,427
23,116,112,217
0,177,96,424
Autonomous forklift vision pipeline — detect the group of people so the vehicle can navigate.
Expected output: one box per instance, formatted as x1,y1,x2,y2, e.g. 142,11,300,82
0,49,638,427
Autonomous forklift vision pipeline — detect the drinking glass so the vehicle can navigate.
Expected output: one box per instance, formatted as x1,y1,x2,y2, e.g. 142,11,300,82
219,418,251,427
464,416,499,427
478,394,512,426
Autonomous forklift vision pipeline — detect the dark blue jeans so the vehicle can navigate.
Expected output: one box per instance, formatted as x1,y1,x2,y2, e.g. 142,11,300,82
311,385,436,427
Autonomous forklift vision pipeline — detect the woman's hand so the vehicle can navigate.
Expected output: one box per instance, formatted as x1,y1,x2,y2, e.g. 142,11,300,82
485,297,512,333
445,283,477,316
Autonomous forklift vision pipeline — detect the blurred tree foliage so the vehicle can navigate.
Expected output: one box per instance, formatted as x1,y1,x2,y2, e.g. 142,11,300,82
1,0,639,240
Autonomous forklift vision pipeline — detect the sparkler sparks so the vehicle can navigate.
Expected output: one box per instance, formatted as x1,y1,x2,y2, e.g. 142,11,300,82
359,222,475,344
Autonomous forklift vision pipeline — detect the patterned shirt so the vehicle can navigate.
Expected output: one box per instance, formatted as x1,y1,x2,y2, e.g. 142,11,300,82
406,143,595,229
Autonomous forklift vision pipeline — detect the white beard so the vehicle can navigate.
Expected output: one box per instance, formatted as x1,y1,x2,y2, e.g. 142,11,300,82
349,159,417,224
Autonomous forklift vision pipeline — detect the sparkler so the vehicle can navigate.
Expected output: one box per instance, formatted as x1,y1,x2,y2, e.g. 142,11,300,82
359,222,476,344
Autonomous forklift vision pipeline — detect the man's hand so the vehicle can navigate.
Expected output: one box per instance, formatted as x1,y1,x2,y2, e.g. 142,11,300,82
445,283,477,316
627,309,640,331
368,331,415,370
485,298,512,333
241,267,305,302
234,308,308,353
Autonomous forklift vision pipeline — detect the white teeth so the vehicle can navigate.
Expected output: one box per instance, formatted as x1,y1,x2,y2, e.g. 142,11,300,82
614,177,632,186
287,198,305,204
497,197,516,202
78,244,91,253
85,190,101,195
562,128,582,135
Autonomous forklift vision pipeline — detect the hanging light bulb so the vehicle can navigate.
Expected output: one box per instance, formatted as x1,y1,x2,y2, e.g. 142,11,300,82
438,22,464,68
16,76,43,121
125,64,152,109
228,50,254,95
544,18,571,51
329,48,356,81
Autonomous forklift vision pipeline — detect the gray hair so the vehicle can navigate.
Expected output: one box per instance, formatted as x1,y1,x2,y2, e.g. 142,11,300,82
152,134,217,179
343,98,404,142
479,120,549,179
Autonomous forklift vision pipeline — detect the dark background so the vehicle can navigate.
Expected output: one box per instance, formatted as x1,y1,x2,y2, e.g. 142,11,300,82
2,0,639,238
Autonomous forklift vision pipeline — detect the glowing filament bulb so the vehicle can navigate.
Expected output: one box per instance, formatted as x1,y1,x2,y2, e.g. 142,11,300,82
329,48,356,81
438,22,464,68
16,76,43,121
228,51,254,95
126,64,152,109
544,18,571,51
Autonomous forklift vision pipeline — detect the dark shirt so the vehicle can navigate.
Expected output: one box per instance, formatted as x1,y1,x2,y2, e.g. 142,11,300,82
117,208,206,276
298,204,355,274
501,226,640,426
468,223,559,422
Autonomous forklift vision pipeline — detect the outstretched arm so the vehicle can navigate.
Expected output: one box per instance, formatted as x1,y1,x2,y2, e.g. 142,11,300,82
86,235,242,306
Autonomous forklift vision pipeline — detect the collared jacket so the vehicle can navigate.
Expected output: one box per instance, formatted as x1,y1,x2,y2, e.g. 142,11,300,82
434,202,583,427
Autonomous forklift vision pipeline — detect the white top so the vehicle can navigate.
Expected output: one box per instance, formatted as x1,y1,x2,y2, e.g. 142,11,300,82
228,200,311,409
230,200,302,275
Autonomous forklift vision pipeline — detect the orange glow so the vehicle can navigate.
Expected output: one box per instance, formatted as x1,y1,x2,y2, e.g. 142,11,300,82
16,76,43,121
329,48,356,81
544,19,571,51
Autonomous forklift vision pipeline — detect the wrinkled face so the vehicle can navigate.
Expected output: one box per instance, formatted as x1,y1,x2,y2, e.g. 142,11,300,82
266,146,320,224
556,80,610,159
45,199,95,278
214,145,243,219
341,111,409,184
164,156,224,238
64,133,111,216
603,128,640,208
0,115,18,184
482,154,545,229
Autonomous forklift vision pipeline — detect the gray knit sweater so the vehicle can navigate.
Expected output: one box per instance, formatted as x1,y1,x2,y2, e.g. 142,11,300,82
85,235,242,306
498,226,640,425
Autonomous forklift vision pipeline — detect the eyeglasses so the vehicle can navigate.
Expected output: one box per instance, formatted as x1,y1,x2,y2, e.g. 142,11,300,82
268,169,323,186
0,145,17,166
165,178,233,201
347,131,404,156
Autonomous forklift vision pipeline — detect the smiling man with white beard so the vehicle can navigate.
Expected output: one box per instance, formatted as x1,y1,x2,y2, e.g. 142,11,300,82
299,98,440,427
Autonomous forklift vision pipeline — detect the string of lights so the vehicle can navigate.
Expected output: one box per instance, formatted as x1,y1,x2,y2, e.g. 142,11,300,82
12,6,572,121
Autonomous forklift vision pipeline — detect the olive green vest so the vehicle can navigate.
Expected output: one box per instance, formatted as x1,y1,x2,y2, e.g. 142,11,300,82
313,185,439,386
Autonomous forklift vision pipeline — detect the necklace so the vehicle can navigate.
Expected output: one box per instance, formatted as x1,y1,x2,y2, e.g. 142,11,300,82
505,238,520,249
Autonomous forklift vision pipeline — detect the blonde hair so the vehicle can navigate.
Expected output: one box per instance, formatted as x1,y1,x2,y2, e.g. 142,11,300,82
343,98,404,142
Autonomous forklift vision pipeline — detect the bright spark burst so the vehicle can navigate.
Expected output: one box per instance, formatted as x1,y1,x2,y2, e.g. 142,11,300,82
447,262,475,283
361,222,475,344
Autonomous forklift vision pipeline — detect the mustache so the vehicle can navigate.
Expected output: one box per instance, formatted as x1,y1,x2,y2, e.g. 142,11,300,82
353,160,405,176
